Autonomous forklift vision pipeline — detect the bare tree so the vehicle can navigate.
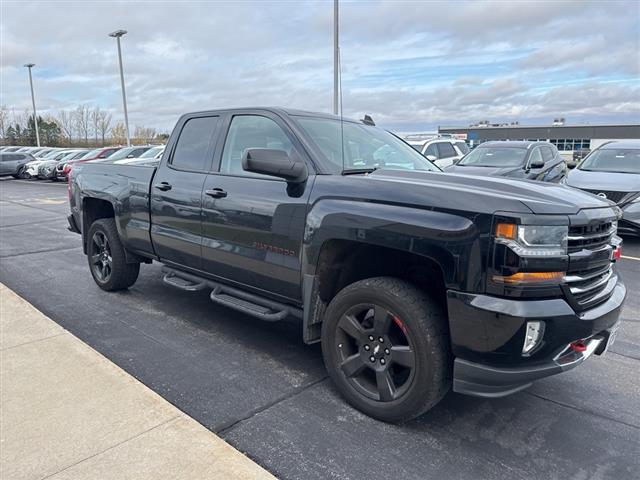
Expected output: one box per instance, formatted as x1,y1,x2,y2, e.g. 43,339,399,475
133,125,157,144
58,110,74,144
97,110,112,145
0,105,7,140
91,107,101,145
74,104,90,145
110,122,127,145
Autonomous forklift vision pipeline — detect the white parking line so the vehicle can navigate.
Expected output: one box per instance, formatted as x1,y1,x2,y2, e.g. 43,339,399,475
621,255,640,262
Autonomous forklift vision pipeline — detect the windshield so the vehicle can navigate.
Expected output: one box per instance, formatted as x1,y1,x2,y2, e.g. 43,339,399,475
458,147,527,167
107,147,137,160
296,117,439,173
78,148,103,159
139,146,164,158
579,148,640,174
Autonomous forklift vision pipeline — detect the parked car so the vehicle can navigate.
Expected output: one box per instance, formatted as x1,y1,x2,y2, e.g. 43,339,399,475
0,152,35,178
24,149,75,178
572,147,591,163
0,146,24,153
113,145,165,164
69,107,625,423
446,141,567,182
38,150,90,180
406,137,469,168
564,140,640,236
57,146,122,180
98,145,153,162
33,148,59,158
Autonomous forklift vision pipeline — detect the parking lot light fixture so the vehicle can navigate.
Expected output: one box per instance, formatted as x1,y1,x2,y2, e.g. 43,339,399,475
108,29,131,147
23,63,40,147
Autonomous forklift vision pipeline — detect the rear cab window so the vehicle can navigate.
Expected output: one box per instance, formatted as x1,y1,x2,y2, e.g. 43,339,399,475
170,116,219,171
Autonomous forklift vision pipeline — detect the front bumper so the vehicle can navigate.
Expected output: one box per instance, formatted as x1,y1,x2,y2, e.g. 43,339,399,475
447,279,626,397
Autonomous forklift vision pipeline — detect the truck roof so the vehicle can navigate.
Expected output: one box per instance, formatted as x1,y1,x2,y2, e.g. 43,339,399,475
182,107,362,124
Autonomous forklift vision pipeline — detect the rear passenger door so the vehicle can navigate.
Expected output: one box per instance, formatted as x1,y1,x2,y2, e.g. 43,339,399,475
150,115,221,270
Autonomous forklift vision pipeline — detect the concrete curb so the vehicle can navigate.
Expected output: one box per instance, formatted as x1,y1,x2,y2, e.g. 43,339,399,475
0,283,276,480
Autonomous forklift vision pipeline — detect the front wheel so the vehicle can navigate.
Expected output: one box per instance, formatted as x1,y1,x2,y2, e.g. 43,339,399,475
321,277,451,423
87,218,140,291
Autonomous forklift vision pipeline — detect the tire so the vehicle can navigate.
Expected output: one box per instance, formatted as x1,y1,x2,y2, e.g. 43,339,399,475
87,218,140,291
321,276,451,423
13,166,25,179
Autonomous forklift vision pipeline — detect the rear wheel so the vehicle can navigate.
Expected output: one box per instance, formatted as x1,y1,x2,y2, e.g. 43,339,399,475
321,277,450,423
13,166,26,179
87,218,140,291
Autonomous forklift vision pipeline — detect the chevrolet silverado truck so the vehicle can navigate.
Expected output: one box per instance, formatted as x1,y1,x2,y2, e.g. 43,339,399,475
68,108,626,422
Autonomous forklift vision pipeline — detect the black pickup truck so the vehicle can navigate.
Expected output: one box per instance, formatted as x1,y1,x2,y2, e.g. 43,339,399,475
68,108,626,422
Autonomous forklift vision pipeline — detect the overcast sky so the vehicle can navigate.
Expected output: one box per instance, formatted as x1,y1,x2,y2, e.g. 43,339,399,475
1,0,639,133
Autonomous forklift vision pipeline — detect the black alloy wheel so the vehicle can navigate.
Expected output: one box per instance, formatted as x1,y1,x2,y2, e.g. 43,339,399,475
336,303,415,402
90,231,113,283
322,277,451,423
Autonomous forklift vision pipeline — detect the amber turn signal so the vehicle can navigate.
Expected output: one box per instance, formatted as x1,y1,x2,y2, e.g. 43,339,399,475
495,223,517,240
492,271,564,284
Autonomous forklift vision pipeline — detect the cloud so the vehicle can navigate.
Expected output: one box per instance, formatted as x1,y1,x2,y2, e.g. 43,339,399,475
1,0,638,132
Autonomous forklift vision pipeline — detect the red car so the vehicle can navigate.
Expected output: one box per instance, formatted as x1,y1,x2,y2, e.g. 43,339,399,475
57,147,122,180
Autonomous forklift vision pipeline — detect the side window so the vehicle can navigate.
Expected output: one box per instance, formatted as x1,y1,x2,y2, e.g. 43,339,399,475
541,146,554,162
424,143,438,158
220,115,293,176
171,116,218,171
528,148,543,167
455,141,470,155
437,142,457,158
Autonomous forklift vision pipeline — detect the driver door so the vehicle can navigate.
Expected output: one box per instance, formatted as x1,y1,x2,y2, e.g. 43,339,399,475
200,112,314,301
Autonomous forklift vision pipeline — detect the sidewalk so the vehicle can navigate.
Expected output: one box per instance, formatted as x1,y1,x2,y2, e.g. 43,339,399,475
0,283,275,480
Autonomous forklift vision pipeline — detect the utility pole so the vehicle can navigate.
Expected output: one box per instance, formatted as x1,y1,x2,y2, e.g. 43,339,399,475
108,29,131,146
333,0,339,115
24,63,40,147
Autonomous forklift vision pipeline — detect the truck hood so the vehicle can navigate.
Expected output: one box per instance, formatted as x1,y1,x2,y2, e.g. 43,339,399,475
445,164,523,177
565,168,640,193
367,169,614,215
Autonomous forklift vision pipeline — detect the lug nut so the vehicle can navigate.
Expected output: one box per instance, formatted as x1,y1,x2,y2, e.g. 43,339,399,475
378,337,384,343
384,348,390,355
368,335,374,341
380,358,386,365
369,356,376,363
364,345,370,351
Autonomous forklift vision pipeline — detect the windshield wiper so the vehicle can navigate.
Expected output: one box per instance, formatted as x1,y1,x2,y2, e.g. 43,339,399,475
342,167,378,175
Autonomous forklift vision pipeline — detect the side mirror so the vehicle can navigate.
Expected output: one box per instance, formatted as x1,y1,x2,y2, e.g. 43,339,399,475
242,148,308,183
529,159,545,169
425,154,437,162
567,160,577,169
127,154,135,158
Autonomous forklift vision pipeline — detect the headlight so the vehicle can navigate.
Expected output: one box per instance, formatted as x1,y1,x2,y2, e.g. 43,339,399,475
495,223,568,256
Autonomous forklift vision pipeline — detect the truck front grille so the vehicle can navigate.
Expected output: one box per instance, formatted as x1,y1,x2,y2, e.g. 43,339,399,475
567,222,615,253
565,220,617,310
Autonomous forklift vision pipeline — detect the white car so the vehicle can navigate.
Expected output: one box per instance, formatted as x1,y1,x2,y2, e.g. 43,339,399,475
405,137,470,169
24,149,76,178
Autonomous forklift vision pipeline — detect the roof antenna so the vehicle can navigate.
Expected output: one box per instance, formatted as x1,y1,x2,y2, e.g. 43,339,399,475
361,114,375,126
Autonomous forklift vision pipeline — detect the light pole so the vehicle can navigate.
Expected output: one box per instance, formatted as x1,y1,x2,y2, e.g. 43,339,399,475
23,63,40,147
108,29,131,146
333,0,339,115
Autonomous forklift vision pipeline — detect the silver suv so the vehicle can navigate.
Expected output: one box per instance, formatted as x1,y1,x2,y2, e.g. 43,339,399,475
405,135,470,168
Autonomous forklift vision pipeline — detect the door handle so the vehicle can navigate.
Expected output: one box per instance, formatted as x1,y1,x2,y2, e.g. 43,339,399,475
205,188,227,198
154,182,172,191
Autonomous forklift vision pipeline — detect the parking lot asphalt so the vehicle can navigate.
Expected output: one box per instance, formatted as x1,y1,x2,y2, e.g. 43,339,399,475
1,178,639,480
